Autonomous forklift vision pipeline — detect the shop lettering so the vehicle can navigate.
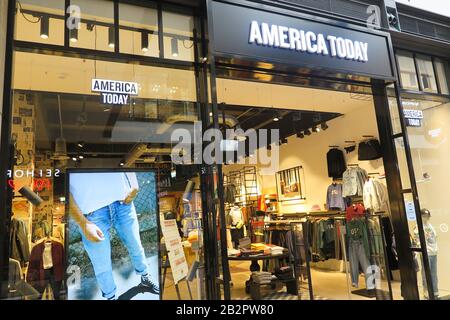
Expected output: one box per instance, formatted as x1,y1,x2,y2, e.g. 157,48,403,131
92,79,138,105
101,93,129,105
248,21,369,62
7,169,61,178
403,109,423,127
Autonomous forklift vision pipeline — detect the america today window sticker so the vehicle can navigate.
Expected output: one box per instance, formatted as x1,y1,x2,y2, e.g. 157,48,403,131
91,79,139,105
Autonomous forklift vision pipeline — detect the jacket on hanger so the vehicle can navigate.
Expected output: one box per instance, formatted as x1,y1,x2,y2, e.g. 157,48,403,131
26,240,64,289
10,217,30,265
326,148,346,179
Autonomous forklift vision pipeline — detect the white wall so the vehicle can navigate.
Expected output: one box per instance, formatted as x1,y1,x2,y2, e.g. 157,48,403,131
223,99,385,214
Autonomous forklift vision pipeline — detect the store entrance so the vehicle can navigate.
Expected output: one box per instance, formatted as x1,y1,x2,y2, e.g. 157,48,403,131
214,75,401,300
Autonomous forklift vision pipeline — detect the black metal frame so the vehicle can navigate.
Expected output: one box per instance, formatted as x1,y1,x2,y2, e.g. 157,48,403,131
0,0,18,299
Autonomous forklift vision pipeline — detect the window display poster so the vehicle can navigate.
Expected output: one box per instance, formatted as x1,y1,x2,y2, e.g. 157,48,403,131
161,219,188,284
67,170,160,300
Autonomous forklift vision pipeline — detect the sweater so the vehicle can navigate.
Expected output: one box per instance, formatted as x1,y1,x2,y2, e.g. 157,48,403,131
27,240,64,289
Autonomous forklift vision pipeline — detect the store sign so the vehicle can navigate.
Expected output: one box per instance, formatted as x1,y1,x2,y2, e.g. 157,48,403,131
248,21,369,62
209,0,394,79
403,109,423,127
91,79,138,105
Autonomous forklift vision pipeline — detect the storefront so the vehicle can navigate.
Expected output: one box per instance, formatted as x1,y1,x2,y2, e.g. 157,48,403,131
0,0,448,301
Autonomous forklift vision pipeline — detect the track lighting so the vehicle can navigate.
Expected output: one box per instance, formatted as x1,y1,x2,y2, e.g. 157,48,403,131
40,15,49,39
171,37,179,57
69,27,78,43
72,157,77,161
119,161,124,166
313,126,320,133
108,26,115,48
273,111,282,122
304,129,311,136
297,131,305,139
77,141,84,148
141,31,149,52
279,137,288,144
321,122,329,131
267,144,272,150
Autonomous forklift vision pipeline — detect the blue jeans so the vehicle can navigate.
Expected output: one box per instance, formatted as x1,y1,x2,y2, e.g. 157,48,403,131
421,255,438,297
80,201,148,299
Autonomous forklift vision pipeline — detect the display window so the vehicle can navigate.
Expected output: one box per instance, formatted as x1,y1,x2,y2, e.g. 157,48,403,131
392,95,450,300
4,0,207,301
215,76,399,300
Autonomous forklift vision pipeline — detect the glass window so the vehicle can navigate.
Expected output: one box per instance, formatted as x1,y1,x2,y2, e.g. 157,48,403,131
15,0,65,45
394,137,411,190
434,58,449,95
119,3,159,57
7,50,204,300
396,51,419,91
162,9,194,62
404,97,450,300
70,0,115,52
416,54,438,93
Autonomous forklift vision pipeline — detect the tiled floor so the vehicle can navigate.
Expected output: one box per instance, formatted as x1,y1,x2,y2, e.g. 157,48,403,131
162,259,403,300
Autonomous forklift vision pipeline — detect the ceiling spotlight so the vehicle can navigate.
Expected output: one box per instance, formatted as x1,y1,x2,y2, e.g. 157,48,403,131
279,137,288,144
87,23,95,31
78,155,84,159
267,144,272,150
72,157,77,161
119,161,125,166
321,122,329,130
297,131,305,139
313,126,320,133
40,15,49,39
304,129,311,136
273,111,282,122
108,26,115,48
77,142,84,148
171,37,179,57
141,31,149,52
209,112,213,117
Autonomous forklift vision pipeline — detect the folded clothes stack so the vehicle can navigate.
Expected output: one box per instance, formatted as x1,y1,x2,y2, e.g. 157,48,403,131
270,246,284,255
228,248,241,257
274,266,294,281
251,271,273,284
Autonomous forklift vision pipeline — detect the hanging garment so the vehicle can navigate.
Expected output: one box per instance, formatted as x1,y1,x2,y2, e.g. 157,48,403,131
224,184,237,204
27,240,64,297
342,167,368,197
346,203,366,221
346,218,372,288
327,148,346,179
10,217,30,266
348,239,372,289
358,139,382,160
8,258,23,287
363,179,390,213
326,183,346,211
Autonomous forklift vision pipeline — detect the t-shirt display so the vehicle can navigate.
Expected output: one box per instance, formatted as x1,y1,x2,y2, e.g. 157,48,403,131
326,183,345,211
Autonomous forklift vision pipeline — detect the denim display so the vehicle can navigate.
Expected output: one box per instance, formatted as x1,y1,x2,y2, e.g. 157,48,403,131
421,255,438,297
348,239,372,289
80,201,148,299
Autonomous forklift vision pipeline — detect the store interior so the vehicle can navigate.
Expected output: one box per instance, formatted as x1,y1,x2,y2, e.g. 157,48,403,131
6,44,413,300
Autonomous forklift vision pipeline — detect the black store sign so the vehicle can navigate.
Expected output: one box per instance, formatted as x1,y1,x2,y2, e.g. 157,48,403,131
209,0,394,79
